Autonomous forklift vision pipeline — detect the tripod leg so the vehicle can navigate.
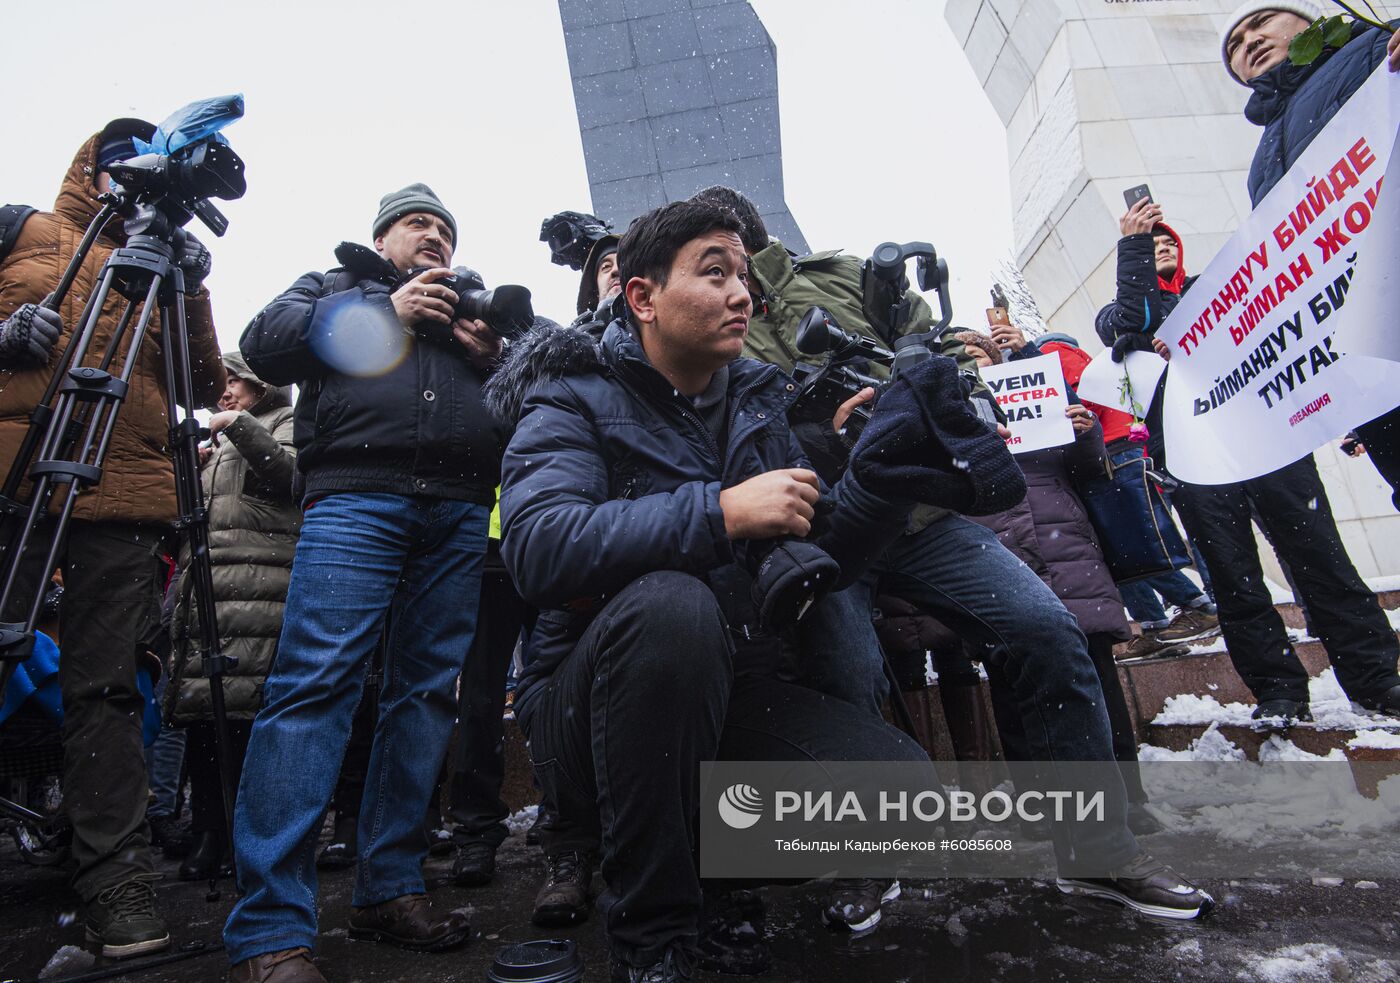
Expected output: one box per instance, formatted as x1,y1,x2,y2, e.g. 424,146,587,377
159,292,238,888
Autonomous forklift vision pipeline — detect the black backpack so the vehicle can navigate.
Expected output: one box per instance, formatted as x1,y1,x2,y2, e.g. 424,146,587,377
0,205,37,266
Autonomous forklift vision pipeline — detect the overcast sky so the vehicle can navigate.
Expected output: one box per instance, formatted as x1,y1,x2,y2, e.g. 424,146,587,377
1,0,1012,353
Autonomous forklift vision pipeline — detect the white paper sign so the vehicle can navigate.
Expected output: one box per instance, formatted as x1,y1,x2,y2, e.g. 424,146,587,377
1157,65,1400,485
1075,349,1168,418
1335,123,1400,363
980,353,1075,455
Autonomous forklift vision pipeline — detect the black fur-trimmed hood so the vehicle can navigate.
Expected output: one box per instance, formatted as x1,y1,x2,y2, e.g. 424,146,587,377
484,318,605,425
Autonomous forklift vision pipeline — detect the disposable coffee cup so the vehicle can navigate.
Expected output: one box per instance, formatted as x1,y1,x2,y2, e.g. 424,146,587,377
488,939,585,983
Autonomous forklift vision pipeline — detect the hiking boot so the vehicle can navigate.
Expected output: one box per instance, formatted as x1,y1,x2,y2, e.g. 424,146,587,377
84,876,170,959
1118,632,1191,661
819,879,900,933
1355,682,1400,717
610,944,696,982
316,814,356,871
148,813,193,859
1251,699,1311,728
1155,609,1221,644
1056,852,1212,919
451,841,496,886
532,851,592,927
696,888,770,975
228,947,326,983
347,893,469,951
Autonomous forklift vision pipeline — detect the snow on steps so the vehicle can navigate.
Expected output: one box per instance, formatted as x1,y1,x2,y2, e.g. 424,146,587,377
1121,591,1400,763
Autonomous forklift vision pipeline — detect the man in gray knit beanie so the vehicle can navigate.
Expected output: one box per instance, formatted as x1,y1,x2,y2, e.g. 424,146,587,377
372,182,457,247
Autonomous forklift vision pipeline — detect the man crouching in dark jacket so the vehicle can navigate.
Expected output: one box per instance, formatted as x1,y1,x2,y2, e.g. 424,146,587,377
489,198,927,982
224,184,504,981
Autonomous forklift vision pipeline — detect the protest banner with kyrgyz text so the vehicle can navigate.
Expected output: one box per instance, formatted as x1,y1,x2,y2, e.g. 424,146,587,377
981,353,1074,455
1158,65,1400,485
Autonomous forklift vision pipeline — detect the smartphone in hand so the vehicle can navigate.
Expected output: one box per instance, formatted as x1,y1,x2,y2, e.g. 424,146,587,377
1123,184,1153,210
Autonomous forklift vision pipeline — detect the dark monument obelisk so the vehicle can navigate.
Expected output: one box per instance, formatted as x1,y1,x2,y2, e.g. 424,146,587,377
558,0,807,251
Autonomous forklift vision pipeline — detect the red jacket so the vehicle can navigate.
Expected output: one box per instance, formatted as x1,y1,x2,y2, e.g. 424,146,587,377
1039,341,1136,447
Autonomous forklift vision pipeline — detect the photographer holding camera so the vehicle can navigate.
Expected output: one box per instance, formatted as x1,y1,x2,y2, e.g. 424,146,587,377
489,196,930,981
0,117,225,959
695,186,1210,927
226,184,511,982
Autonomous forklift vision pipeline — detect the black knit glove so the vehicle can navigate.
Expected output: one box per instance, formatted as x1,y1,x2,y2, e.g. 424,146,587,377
0,302,61,368
1111,332,1155,364
177,232,212,292
849,355,1026,515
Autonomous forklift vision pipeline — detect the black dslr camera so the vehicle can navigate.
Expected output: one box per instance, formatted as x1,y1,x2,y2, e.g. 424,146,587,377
406,267,536,342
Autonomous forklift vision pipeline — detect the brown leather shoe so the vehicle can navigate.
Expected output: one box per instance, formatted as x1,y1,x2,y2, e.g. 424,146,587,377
228,948,325,983
347,893,470,951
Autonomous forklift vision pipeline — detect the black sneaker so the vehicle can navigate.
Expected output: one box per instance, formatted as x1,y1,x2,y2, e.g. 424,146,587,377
451,840,496,887
820,879,900,933
1251,699,1311,728
1356,683,1400,716
696,888,770,975
1056,853,1212,920
84,876,171,959
610,944,696,982
317,814,357,871
532,851,592,927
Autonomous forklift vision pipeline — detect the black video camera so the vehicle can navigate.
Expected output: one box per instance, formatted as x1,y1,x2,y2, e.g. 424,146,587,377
407,267,536,342
107,140,246,238
540,210,614,271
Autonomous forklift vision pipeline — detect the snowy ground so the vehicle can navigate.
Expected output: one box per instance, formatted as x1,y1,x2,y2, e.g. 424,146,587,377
3,828,1398,983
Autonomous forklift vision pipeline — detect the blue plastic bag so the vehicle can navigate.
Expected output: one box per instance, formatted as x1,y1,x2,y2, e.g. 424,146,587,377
134,94,244,156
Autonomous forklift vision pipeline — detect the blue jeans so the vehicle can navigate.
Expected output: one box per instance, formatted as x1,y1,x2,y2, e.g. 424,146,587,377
224,493,488,964
1118,574,1205,627
1107,446,1214,616
145,671,187,820
843,514,1139,870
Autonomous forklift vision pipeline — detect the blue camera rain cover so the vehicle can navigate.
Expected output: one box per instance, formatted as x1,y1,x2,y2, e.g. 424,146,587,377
134,94,245,156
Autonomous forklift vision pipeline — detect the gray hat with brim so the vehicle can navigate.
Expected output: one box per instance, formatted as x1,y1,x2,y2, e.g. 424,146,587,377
1220,1,1322,85
373,183,457,246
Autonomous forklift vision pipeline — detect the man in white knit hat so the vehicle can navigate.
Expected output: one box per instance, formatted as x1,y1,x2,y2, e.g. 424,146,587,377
1222,1,1400,512
1167,4,1400,729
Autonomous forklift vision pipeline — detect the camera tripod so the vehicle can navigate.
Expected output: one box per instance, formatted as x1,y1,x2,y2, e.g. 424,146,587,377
0,196,240,890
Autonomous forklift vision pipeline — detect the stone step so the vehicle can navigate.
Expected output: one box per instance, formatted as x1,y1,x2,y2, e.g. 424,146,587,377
1144,720,1400,761
499,596,1400,806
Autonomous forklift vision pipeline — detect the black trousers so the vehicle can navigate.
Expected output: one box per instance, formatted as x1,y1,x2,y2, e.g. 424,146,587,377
1174,455,1399,704
1355,403,1400,513
4,520,164,900
517,571,926,967
445,560,534,848
186,719,253,836
983,635,1146,805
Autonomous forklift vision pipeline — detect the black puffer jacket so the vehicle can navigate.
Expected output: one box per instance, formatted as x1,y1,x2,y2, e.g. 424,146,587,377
487,319,912,713
1245,23,1395,205
1094,223,1197,347
239,243,506,505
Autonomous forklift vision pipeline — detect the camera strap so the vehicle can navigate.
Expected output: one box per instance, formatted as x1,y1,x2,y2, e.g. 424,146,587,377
0,205,37,267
